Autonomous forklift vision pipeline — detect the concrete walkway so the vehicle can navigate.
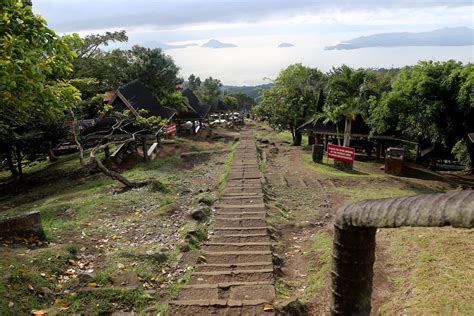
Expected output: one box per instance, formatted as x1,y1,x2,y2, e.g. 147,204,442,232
168,131,275,315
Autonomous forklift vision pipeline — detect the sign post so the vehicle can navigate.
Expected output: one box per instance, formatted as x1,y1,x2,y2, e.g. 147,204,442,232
327,144,355,169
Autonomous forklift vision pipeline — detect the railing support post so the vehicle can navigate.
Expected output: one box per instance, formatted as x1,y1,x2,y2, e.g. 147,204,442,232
331,225,376,315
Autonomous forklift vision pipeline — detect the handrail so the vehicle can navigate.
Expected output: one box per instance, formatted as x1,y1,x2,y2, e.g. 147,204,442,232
330,190,474,315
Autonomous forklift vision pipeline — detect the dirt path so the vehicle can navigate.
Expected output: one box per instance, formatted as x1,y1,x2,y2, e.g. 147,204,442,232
168,131,275,315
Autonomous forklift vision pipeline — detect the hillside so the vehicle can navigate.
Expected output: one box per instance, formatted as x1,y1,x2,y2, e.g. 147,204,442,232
325,27,474,50
222,83,272,100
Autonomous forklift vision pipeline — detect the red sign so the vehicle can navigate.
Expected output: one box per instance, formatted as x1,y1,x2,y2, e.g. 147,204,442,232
327,144,355,163
163,123,177,137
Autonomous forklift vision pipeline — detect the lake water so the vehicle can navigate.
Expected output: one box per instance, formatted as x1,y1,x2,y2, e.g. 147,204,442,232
167,39,474,85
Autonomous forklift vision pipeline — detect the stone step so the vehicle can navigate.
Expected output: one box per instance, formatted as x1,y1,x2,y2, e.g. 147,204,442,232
189,269,273,285
219,196,264,204
213,227,268,235
203,251,272,264
225,188,262,194
214,212,266,219
215,218,267,228
211,234,270,243
196,262,274,273
167,303,274,316
203,242,271,252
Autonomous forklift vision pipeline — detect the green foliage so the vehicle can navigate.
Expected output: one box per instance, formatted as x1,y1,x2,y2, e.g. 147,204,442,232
256,64,324,145
228,92,257,111
368,60,474,168
149,179,170,193
196,77,222,105
0,1,82,178
187,74,201,91
223,95,239,110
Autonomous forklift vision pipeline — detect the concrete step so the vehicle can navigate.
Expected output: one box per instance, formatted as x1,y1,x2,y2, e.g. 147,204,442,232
211,234,270,243
189,269,273,285
215,212,266,219
167,303,274,316
213,227,268,235
196,262,274,272
203,251,272,264
203,242,271,252
215,218,267,228
225,187,262,194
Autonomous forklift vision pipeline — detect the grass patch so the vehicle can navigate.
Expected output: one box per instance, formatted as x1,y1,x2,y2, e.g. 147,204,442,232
168,267,195,299
305,230,332,300
218,141,239,196
275,278,291,299
378,227,474,314
303,155,378,177
335,184,437,201
149,179,170,193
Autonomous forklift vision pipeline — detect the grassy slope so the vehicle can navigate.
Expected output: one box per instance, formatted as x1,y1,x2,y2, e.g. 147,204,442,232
0,136,230,315
303,155,473,313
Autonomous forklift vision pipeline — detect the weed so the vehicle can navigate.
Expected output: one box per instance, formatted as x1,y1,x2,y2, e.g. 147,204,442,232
218,141,239,196
149,179,170,193
168,267,195,299
275,278,291,298
305,230,332,300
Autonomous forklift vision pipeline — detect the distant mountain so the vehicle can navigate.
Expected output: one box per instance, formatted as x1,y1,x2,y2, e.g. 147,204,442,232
325,27,474,50
202,39,237,49
223,83,272,100
278,42,294,48
142,41,197,50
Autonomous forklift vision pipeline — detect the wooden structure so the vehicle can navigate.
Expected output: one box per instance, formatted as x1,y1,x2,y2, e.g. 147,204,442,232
83,80,176,163
176,88,212,135
298,117,412,159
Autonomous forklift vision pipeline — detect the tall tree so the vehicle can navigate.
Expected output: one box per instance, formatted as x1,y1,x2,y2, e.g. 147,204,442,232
187,74,201,91
323,65,377,147
257,64,324,145
227,92,256,111
0,0,81,179
196,77,222,105
369,60,474,170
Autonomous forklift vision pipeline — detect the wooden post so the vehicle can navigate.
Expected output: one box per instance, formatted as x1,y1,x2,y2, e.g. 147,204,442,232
142,137,148,162
192,120,196,135
157,134,161,148
308,134,316,145
325,134,329,151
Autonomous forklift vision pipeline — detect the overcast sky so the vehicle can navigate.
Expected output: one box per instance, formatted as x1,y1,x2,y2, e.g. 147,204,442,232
34,0,474,85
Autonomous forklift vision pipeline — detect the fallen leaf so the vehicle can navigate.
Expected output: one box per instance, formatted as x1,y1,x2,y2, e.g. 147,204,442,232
112,235,122,240
198,255,206,262
263,304,273,311
87,282,98,288
32,309,48,315
68,259,76,265
27,284,34,291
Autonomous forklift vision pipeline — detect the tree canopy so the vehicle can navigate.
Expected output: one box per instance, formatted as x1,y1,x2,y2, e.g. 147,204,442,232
0,0,82,178
256,63,324,145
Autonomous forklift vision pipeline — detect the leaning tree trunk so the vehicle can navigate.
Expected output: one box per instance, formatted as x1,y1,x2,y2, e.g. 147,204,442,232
6,147,18,178
71,110,84,165
15,146,23,181
90,141,134,188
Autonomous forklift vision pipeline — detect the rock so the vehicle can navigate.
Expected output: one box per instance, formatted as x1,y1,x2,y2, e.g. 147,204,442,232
191,206,210,221
148,251,168,263
276,297,306,315
111,272,140,289
198,194,214,206
39,287,54,299
111,311,138,316
77,273,94,284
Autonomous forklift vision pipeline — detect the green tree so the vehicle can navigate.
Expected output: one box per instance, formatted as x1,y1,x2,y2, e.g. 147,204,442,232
369,60,474,170
196,77,222,105
227,92,256,111
223,95,239,111
0,0,81,179
187,74,201,91
322,65,377,147
256,64,324,145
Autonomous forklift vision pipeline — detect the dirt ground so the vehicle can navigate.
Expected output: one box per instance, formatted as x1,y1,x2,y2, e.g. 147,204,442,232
252,122,474,314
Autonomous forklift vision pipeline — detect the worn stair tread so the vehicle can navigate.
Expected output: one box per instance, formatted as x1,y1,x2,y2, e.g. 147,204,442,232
211,233,269,237
197,262,273,268
214,227,268,230
182,281,274,289
170,299,269,307
217,204,265,208
204,250,272,255
193,269,273,276
205,242,271,246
